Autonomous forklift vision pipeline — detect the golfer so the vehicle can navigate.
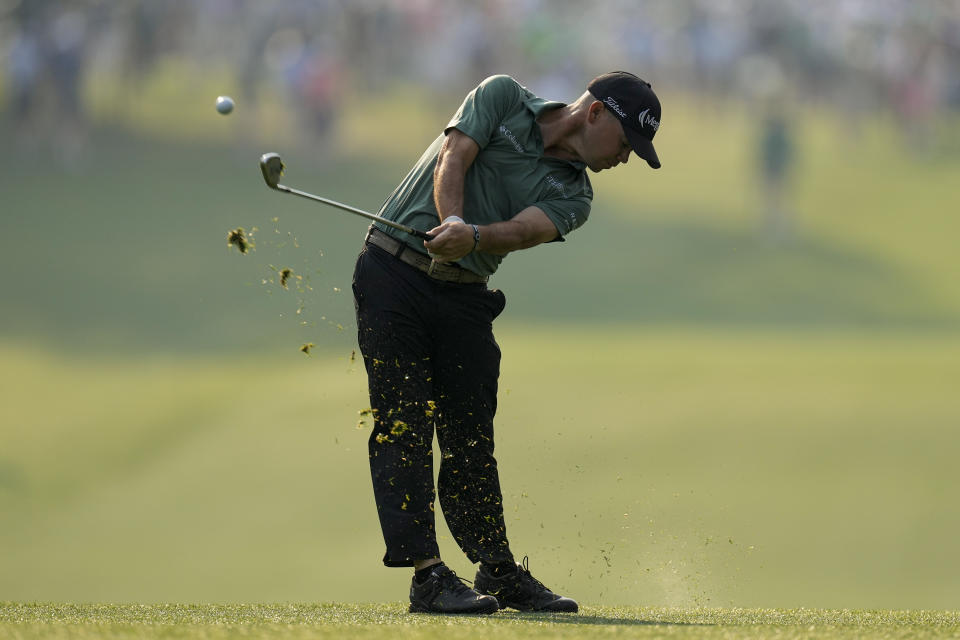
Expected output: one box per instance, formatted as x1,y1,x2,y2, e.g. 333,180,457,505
352,71,662,614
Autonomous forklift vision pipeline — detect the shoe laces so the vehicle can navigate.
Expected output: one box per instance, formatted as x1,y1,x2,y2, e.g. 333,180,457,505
435,566,473,595
516,556,549,592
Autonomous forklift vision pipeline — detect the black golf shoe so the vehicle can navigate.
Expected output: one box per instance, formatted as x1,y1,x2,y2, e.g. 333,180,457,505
474,556,578,613
409,564,500,614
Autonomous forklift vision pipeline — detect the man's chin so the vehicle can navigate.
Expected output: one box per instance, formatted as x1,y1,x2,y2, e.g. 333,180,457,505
588,161,617,173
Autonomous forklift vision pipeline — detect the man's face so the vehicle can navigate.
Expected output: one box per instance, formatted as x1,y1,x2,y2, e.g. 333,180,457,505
584,105,633,173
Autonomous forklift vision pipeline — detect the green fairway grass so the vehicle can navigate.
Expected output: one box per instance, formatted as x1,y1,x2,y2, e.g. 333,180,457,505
2,602,958,639
2,329,959,609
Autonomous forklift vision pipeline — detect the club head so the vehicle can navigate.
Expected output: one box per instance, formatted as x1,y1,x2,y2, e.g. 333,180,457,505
259,152,285,190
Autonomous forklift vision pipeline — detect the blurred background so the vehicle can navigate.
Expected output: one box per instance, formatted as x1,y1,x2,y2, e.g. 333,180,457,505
1,0,958,611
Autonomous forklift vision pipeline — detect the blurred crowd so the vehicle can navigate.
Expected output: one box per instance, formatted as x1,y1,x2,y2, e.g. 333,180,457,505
2,0,958,154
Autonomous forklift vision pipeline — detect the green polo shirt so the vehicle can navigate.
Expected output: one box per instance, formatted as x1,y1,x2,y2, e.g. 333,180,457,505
373,74,593,276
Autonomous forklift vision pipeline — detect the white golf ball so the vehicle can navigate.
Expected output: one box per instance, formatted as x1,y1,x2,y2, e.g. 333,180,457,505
216,95,234,115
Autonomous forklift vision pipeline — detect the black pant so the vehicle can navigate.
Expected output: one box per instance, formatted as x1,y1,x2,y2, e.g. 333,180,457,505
352,243,513,568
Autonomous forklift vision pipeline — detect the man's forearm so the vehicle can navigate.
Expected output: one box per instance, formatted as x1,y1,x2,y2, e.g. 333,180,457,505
476,218,554,255
433,135,474,221
422,206,557,263
433,157,466,220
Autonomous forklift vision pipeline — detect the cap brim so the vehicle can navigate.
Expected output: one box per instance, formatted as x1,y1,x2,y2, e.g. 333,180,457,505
625,128,661,169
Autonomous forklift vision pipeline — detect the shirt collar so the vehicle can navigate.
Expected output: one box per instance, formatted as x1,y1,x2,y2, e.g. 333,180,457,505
525,96,565,118
525,98,586,170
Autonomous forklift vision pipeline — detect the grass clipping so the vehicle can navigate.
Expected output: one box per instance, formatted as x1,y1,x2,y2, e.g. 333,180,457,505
227,227,254,254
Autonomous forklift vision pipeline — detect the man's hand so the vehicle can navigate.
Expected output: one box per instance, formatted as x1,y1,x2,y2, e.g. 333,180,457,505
424,217,476,264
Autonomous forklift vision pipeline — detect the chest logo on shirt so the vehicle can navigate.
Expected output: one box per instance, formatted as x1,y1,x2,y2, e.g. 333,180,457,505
499,124,525,153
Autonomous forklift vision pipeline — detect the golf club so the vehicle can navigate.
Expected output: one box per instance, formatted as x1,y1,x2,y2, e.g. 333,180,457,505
258,152,430,240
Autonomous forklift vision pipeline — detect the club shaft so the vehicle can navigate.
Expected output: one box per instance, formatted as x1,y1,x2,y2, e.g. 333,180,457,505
277,184,430,240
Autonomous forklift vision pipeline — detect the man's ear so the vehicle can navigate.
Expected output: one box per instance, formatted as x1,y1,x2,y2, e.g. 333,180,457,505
587,100,605,122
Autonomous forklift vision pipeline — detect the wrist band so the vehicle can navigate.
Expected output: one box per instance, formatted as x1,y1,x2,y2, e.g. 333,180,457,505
471,224,480,253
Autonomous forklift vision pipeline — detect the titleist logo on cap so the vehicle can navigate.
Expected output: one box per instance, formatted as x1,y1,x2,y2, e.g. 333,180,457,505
604,97,627,119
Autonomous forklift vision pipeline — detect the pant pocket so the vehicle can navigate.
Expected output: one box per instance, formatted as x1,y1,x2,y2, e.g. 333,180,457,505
486,288,506,320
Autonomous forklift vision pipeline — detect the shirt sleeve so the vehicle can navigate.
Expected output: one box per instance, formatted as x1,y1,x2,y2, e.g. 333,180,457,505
535,196,592,240
445,75,523,149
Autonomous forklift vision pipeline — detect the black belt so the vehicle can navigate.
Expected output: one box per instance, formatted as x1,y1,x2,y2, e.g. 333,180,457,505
365,226,488,284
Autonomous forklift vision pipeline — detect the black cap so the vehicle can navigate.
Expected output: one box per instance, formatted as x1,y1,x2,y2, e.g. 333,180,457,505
588,71,661,169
